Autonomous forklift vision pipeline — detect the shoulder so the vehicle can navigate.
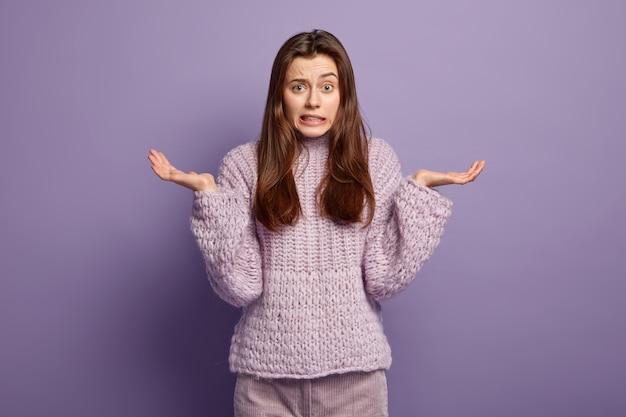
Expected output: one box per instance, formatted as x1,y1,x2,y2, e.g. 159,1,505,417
366,137,402,199
218,141,258,189
367,137,401,175
223,141,258,165
221,141,258,169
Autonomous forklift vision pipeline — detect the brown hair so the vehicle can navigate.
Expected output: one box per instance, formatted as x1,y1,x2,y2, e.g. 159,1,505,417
254,30,375,232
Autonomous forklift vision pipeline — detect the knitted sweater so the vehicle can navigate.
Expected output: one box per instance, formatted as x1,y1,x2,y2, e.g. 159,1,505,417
190,135,452,379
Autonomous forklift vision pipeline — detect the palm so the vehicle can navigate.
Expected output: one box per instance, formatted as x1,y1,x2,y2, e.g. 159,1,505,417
148,150,218,192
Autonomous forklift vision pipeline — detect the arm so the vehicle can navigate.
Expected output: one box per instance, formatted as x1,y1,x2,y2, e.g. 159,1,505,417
363,182,452,300
190,145,263,307
362,140,456,300
148,147,263,307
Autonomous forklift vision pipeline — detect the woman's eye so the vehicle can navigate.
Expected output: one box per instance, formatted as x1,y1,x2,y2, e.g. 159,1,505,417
322,84,334,92
292,85,304,92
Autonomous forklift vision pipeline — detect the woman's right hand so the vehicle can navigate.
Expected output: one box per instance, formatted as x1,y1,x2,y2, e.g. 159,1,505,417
148,149,218,192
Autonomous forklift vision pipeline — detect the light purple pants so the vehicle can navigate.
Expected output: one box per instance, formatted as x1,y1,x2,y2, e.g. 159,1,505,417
234,370,388,417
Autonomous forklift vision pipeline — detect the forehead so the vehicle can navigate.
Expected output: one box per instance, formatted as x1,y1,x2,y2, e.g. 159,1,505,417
286,54,338,78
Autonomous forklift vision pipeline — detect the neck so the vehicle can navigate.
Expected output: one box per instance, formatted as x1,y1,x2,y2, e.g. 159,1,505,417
298,132,330,147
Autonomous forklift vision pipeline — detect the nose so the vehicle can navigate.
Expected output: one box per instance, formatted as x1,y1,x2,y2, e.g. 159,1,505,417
306,89,320,108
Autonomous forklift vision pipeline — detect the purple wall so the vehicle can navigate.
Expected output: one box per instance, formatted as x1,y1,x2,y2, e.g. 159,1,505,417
1,1,625,416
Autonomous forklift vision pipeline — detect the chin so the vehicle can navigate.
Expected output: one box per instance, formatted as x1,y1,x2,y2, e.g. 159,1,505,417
297,126,331,138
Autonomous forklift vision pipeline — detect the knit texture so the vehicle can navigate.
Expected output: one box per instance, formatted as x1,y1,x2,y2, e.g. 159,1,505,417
190,136,452,378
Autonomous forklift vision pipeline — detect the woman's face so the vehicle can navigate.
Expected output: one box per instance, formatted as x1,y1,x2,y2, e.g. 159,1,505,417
282,54,340,138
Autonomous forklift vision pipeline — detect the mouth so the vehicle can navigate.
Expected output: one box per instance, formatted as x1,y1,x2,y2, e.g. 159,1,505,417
300,115,326,125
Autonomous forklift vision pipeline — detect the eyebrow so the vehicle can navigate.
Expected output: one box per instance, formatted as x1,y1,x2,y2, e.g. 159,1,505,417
288,72,338,83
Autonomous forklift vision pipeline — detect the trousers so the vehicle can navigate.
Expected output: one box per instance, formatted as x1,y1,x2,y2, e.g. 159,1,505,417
234,370,389,417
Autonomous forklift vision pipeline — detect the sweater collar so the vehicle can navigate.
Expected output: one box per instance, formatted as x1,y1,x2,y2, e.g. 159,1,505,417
298,132,330,148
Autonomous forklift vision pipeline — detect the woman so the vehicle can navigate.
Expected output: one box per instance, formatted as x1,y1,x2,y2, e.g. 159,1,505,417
149,30,484,417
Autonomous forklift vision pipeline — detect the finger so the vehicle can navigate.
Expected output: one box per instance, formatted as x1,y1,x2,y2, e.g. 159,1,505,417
149,149,168,164
151,165,168,180
462,160,485,183
464,160,484,176
153,151,176,170
470,160,486,178
467,160,482,174
148,149,160,164
158,151,172,166
148,155,163,169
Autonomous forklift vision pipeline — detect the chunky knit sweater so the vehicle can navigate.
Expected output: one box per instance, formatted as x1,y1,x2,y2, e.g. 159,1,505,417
190,135,452,379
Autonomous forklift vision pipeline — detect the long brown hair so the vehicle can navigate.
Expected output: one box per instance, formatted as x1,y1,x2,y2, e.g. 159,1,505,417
254,30,375,232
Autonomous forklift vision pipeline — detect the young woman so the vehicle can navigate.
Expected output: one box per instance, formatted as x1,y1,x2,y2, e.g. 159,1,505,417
149,30,484,417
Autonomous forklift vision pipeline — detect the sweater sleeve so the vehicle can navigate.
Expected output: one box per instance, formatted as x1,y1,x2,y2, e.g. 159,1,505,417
363,139,453,301
190,144,263,307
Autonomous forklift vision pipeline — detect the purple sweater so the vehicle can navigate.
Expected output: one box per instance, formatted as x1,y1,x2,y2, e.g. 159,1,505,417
190,136,452,378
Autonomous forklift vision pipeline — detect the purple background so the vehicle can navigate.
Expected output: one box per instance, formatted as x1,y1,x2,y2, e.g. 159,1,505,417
1,1,625,416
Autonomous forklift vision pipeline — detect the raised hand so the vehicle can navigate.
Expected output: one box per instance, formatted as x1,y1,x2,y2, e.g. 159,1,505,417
413,160,486,188
148,149,218,192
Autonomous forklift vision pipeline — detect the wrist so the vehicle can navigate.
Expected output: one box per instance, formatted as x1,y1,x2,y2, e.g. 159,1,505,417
413,170,431,187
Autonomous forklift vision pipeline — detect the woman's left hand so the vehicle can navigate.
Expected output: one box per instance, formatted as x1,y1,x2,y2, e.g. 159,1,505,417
413,160,486,187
